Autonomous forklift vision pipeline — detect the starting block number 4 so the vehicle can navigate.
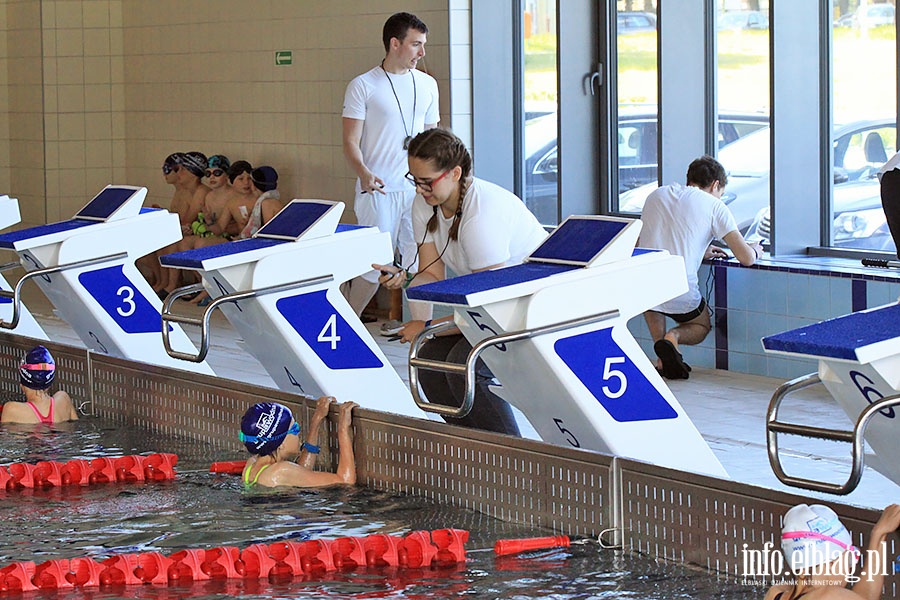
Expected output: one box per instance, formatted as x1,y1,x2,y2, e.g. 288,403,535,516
276,290,383,370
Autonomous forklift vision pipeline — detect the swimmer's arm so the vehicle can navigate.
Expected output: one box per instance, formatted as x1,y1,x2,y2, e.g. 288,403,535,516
260,198,283,228
297,397,334,470
852,504,900,600
210,201,235,237
0,403,25,423
722,230,761,266
267,462,351,488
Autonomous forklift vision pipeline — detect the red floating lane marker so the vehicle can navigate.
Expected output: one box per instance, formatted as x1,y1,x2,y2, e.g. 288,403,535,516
209,461,245,475
33,461,63,487
330,537,367,570
0,562,38,592
8,463,35,489
493,535,570,556
397,531,438,568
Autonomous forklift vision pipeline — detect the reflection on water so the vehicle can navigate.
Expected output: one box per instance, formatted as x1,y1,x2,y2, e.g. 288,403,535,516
0,417,757,599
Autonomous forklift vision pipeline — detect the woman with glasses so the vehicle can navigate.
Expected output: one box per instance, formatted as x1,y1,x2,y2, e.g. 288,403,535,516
374,128,546,435
240,397,358,488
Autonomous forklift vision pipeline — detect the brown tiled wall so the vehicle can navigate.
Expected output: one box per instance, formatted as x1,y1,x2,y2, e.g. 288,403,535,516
0,0,461,226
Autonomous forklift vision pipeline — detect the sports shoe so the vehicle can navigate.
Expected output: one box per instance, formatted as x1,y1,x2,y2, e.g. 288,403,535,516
379,320,404,336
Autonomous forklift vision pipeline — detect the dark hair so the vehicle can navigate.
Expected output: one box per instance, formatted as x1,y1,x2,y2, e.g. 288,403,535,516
686,155,728,189
407,128,472,241
227,160,253,183
382,12,428,53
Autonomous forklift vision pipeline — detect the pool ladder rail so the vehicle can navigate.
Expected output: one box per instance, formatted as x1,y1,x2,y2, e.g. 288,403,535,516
407,310,619,418
0,453,177,489
766,372,900,495
0,529,469,592
160,274,333,363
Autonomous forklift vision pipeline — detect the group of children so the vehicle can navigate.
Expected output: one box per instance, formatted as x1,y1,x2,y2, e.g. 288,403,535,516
142,152,282,303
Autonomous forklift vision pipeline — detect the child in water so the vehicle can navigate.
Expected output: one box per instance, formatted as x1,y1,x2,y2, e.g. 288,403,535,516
240,396,357,488
1,345,79,424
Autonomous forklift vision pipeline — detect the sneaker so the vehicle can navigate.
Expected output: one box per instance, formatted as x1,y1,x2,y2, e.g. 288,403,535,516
379,320,404,336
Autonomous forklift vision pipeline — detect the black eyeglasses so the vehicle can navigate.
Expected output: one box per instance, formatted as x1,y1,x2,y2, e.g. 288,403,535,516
205,169,225,178
162,164,179,175
405,170,451,193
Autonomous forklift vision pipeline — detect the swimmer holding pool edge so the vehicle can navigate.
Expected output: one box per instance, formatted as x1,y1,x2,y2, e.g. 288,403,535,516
240,397,358,488
764,503,900,600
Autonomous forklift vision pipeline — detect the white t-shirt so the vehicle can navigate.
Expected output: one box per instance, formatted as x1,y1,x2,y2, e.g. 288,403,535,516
411,177,548,276
342,66,440,193
640,182,739,314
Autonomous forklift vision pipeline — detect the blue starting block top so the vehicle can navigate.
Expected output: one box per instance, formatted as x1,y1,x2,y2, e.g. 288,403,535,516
407,262,579,304
0,219,95,249
763,303,900,361
162,238,285,269
256,200,333,241
76,186,141,221
529,217,630,266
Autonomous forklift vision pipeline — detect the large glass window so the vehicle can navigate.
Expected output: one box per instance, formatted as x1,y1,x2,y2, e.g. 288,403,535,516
829,0,896,253
522,1,558,225
616,1,659,214
715,1,771,239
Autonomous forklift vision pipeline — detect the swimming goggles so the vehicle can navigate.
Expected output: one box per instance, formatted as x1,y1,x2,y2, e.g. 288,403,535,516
781,530,861,560
239,421,300,444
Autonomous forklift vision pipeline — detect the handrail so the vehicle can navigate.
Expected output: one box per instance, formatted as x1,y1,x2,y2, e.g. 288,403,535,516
0,252,128,330
160,274,334,363
766,372,900,494
408,309,620,417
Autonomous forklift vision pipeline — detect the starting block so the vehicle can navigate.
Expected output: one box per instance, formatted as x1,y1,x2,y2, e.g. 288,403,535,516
763,304,900,494
0,186,213,375
406,216,727,478
0,195,47,341
159,200,424,418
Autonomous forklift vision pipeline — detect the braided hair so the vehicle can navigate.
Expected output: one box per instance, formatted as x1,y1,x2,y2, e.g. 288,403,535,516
407,128,472,241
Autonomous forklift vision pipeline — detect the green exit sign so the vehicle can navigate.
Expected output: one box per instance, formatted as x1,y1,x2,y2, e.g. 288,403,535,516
275,51,292,66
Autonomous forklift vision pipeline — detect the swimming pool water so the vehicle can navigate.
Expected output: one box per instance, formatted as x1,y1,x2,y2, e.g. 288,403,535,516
0,417,759,599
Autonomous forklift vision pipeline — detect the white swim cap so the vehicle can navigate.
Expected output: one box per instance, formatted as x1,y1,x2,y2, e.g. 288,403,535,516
781,504,856,571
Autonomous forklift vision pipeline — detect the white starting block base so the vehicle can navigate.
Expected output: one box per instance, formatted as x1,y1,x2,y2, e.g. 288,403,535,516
0,186,213,375
0,195,47,341
160,200,425,419
764,303,900,489
408,216,727,478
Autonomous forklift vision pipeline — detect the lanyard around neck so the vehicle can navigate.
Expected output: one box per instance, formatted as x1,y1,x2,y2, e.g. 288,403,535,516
381,62,417,147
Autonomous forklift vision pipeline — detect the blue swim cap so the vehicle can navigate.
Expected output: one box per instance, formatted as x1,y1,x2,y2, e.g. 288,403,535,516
251,166,278,192
240,402,295,456
208,154,231,171
19,345,55,390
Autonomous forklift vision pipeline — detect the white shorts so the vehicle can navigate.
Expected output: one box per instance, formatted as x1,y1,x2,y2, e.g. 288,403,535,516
354,189,419,283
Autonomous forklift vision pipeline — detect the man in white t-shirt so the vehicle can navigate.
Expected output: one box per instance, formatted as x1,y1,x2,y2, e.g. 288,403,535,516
639,155,762,379
341,12,439,327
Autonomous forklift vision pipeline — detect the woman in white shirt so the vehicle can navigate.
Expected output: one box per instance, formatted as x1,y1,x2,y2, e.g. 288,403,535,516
375,128,546,435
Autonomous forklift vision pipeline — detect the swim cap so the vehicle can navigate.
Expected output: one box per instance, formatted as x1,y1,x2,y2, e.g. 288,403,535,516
164,152,185,168
228,160,254,183
251,166,278,192
178,151,208,178
208,154,231,171
240,402,295,456
781,504,856,571
19,345,56,390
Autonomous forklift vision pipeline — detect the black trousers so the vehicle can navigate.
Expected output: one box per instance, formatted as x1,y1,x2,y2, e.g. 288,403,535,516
881,169,900,258
417,333,521,436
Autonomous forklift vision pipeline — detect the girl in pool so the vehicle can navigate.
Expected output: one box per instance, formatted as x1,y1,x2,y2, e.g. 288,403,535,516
1,345,79,424
240,397,357,488
765,502,900,599
373,127,547,436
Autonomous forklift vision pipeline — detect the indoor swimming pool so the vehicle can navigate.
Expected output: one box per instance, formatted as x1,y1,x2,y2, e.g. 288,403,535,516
0,417,760,599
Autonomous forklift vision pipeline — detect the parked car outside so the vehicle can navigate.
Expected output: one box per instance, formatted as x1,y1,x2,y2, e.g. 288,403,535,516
834,4,895,28
718,10,769,30
619,118,895,251
617,12,657,34
524,108,768,224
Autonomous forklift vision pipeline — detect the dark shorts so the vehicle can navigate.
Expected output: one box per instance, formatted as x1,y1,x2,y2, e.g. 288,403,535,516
661,297,708,323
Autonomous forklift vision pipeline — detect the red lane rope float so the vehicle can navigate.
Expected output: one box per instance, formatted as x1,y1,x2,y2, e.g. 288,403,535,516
0,529,469,592
0,454,177,490
493,535,570,556
209,460,245,475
